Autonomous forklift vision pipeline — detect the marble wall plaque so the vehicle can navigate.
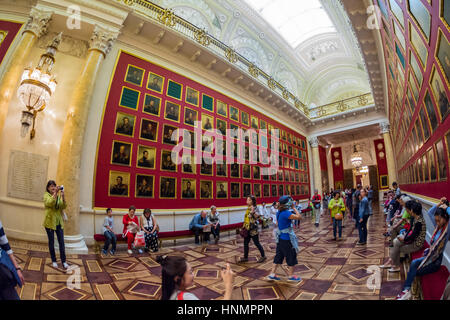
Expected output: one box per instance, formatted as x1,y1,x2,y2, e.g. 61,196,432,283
7,150,49,201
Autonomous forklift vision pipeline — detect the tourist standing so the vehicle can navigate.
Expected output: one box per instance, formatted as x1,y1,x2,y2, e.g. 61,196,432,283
311,190,322,227
328,191,345,241
367,185,374,215
357,189,370,245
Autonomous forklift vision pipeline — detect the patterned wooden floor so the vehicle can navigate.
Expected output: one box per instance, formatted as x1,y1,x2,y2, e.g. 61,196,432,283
11,207,407,300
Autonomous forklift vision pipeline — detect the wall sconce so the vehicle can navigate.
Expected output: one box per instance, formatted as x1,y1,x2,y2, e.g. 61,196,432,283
18,32,61,140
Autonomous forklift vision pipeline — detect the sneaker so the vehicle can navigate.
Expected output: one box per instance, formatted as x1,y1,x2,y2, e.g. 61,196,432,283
396,289,411,300
101,249,107,256
288,276,302,282
52,262,58,268
138,249,143,254
388,267,400,273
237,257,248,263
63,262,69,269
127,249,133,254
267,275,281,281
109,250,115,256
257,256,267,263
315,223,319,227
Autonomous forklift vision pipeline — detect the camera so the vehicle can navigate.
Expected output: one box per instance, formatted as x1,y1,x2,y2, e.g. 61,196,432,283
60,185,64,191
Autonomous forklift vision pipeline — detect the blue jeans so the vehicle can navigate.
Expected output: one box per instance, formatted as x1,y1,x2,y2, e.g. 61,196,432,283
103,230,117,252
358,215,369,243
368,199,373,215
45,225,66,263
332,218,342,238
403,257,442,290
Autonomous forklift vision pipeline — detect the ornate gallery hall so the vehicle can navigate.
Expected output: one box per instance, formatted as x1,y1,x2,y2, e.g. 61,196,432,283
0,0,448,301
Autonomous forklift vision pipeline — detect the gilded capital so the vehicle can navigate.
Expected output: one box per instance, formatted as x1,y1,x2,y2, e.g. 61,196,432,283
309,137,319,148
89,25,119,57
23,7,53,38
379,121,390,134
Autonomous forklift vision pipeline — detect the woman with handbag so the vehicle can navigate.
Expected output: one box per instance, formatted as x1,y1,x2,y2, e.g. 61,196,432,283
43,180,69,269
123,205,142,255
238,195,266,263
140,208,159,252
328,191,344,241
0,219,24,300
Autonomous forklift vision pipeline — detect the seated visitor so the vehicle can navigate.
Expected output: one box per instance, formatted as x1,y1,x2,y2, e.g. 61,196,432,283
122,206,142,255
381,200,426,273
102,208,116,256
189,210,211,244
396,201,449,300
157,255,235,300
139,208,159,253
207,206,220,244
389,195,412,246
384,194,401,236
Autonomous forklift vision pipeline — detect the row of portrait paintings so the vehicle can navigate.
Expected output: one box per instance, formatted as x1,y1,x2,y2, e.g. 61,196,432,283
110,140,308,176
109,171,310,199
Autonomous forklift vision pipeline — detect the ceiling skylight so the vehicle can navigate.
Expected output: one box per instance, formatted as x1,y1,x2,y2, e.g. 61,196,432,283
245,0,336,48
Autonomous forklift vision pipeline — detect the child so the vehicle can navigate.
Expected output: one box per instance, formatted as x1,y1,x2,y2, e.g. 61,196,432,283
102,208,117,256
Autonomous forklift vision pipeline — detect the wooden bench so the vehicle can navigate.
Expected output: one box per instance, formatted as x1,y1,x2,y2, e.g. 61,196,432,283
93,222,243,252
410,241,450,300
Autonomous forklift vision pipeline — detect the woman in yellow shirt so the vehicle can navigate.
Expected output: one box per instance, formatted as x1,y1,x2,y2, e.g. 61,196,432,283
328,191,345,241
43,180,69,269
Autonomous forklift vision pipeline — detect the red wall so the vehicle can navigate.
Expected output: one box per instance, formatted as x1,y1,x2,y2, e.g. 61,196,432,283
374,139,388,176
331,147,344,190
376,0,450,199
94,51,311,209
0,20,22,65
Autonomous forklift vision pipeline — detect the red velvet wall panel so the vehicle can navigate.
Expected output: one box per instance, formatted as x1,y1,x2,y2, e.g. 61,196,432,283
374,139,388,175
319,145,328,171
94,51,310,209
331,147,344,190
376,0,450,199
0,20,22,65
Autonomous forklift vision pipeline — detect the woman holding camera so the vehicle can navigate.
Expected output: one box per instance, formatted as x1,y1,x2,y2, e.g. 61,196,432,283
43,180,69,269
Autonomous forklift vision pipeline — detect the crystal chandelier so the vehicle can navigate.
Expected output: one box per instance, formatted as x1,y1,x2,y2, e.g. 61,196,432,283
18,32,61,139
350,143,363,168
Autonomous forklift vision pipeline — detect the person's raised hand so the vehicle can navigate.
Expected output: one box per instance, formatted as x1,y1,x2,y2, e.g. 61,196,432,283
221,263,235,288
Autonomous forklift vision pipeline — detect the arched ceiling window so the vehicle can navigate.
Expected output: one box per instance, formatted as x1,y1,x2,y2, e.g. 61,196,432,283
245,0,335,48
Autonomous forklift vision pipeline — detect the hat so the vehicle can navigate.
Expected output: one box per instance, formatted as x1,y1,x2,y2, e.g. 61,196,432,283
279,195,291,205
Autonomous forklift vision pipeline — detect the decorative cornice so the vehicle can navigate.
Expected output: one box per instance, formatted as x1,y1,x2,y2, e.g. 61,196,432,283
23,7,52,38
89,25,120,57
309,137,319,148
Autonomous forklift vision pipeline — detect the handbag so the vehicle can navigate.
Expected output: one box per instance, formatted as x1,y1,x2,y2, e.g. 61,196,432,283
0,249,21,288
239,226,249,238
133,231,146,247
334,212,343,220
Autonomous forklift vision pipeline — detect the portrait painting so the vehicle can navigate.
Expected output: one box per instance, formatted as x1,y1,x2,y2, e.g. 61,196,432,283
241,111,249,126
143,94,161,116
243,164,251,179
446,131,450,159
200,158,213,176
231,183,240,198
185,87,199,106
230,124,240,139
271,185,277,197
217,118,227,136
125,65,144,87
263,184,270,197
111,141,132,166
183,130,196,150
107,171,130,198
216,138,226,156
216,163,227,177
229,106,239,122
160,177,176,199
140,119,158,142
419,108,431,141
428,147,437,181
217,100,227,117
409,72,420,102
216,182,228,199
436,30,450,85
410,50,423,85
136,145,155,169
253,166,261,180
260,120,267,130
161,149,177,172
202,94,214,112
164,101,180,122
423,90,439,133
252,148,259,163
254,184,261,198
200,180,213,199
181,179,196,199
136,175,154,198
436,139,448,181
278,185,284,197
251,131,258,145
202,114,214,131
408,0,431,40
115,112,135,137
230,163,240,178
284,170,289,182
147,72,164,93
201,135,214,153
184,107,198,127
243,183,251,198
182,155,196,174
231,142,239,159
251,116,259,130
410,22,428,67
162,124,179,146
430,66,450,122
422,154,429,182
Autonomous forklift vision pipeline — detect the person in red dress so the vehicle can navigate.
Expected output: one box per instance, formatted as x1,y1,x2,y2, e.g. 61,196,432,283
122,205,141,254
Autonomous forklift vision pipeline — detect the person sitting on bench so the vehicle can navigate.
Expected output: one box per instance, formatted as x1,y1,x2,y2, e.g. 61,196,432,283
189,210,211,244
